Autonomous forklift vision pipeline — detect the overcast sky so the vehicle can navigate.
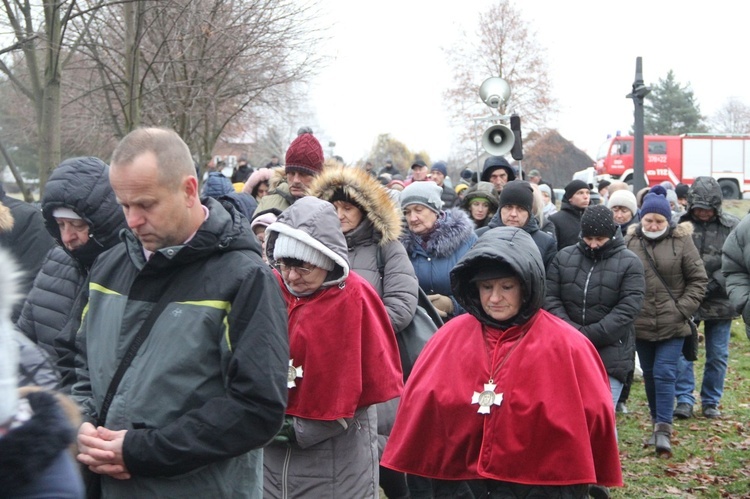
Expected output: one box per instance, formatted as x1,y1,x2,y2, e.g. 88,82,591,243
306,0,749,166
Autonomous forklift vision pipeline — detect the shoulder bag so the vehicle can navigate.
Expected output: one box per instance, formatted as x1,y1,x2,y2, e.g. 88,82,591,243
640,239,699,361
376,247,443,380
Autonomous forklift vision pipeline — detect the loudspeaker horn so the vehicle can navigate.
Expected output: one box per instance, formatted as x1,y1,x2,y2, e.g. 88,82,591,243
481,124,515,156
479,77,511,108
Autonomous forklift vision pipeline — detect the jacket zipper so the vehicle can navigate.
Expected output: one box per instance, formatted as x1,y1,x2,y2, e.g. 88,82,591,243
281,445,292,499
582,263,595,325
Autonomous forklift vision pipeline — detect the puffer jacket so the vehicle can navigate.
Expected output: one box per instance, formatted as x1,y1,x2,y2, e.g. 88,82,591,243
201,171,234,198
678,176,739,320
308,167,418,333
549,199,586,250
545,232,645,382
479,209,557,269
16,157,127,392
401,208,477,318
723,213,750,334
625,222,708,341
0,187,55,322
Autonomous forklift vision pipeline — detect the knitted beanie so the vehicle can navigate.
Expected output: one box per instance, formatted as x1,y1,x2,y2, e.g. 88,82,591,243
538,184,552,197
285,132,324,176
580,205,617,238
564,179,590,200
640,185,672,220
273,232,335,271
430,161,448,176
675,183,689,200
499,180,533,214
607,189,638,216
400,181,444,214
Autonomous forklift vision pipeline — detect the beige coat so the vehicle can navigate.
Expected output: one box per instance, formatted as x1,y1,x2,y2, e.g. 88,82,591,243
625,222,707,341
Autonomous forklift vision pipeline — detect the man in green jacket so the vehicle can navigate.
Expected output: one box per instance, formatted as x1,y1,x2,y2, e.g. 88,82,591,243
73,127,289,498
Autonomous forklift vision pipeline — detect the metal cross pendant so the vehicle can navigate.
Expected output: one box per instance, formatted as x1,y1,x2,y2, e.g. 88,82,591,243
287,359,303,388
471,382,503,414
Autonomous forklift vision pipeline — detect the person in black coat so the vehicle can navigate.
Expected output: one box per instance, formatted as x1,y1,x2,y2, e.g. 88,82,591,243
16,157,127,392
548,179,591,250
0,185,55,322
545,205,645,409
477,181,557,269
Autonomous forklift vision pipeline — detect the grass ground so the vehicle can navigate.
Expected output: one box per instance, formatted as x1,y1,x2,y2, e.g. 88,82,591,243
613,320,750,498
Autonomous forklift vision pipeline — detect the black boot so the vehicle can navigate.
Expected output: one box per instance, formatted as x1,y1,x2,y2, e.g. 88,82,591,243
654,422,672,458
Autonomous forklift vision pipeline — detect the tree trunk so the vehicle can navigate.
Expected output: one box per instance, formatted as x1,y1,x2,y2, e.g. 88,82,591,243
38,0,63,197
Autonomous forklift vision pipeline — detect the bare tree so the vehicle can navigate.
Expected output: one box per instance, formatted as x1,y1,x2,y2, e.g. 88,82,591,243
73,0,324,166
710,97,750,134
0,0,111,196
443,0,556,161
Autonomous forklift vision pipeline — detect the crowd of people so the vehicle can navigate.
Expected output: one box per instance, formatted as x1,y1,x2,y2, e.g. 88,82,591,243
1,126,748,499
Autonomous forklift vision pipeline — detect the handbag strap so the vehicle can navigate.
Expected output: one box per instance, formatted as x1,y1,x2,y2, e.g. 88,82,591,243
376,245,444,329
96,277,178,427
639,238,691,322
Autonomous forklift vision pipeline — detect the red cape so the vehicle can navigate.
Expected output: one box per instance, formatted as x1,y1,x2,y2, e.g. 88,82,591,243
381,311,622,487
277,271,403,420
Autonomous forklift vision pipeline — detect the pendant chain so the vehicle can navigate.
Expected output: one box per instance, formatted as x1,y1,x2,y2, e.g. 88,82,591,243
483,326,526,384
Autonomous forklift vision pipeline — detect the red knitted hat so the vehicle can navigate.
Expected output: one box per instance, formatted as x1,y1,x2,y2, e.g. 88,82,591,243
285,133,324,176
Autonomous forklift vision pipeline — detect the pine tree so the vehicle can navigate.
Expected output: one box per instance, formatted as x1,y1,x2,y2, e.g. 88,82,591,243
644,70,708,134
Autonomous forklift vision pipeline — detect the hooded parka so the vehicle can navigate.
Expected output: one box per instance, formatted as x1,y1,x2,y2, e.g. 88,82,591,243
16,157,127,391
625,222,708,341
308,166,418,332
678,176,739,320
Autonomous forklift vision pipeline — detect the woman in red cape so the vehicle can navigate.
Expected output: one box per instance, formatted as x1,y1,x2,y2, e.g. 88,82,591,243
262,196,403,498
381,227,621,498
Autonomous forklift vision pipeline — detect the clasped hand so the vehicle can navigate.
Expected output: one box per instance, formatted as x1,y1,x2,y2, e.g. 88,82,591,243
77,422,131,480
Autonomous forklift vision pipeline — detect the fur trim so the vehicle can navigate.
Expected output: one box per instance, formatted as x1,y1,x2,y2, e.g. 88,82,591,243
0,391,76,492
308,167,403,244
0,201,13,232
401,208,476,258
626,220,693,238
268,166,288,190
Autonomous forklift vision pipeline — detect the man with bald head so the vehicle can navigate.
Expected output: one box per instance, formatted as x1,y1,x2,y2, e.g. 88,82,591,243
73,127,289,498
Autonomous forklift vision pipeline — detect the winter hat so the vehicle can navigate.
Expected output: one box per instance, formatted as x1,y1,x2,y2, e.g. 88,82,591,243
250,211,278,233
580,205,617,238
400,181,444,214
329,188,364,212
273,232,335,271
675,183,689,200
243,168,274,195
0,249,19,426
597,179,611,191
481,156,516,182
499,180,534,214
564,179,590,200
538,184,552,197
387,179,405,191
454,183,469,195
411,159,427,170
640,185,672,220
469,260,517,283
607,189,638,216
431,161,448,176
528,169,541,179
285,132,324,177
665,188,678,207
52,207,82,220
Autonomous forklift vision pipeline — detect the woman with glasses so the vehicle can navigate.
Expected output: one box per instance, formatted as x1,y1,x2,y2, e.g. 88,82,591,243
263,196,403,498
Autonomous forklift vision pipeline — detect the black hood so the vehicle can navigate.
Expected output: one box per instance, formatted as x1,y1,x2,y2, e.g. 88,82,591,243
450,226,545,329
41,157,127,268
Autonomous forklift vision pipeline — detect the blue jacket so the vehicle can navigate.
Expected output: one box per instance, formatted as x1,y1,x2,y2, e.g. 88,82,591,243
202,171,234,198
401,208,477,318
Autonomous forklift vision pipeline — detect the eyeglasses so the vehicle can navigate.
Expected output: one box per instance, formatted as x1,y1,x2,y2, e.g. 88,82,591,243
275,261,316,276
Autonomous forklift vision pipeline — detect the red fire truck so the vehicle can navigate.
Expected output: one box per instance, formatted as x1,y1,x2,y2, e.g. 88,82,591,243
594,134,750,199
